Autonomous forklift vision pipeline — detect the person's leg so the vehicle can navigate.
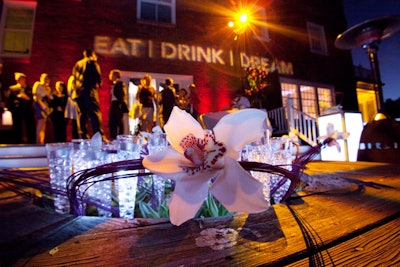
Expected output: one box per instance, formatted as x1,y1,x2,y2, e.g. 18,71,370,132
122,113,129,134
11,111,23,143
109,104,118,140
76,96,88,138
87,90,106,140
117,113,124,136
25,112,37,144
71,119,80,139
36,119,46,144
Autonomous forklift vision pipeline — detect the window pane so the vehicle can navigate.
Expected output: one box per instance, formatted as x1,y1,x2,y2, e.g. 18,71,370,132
158,5,171,23
1,2,36,57
281,83,299,109
300,85,317,117
138,0,174,24
318,87,333,114
5,8,34,30
141,3,156,20
307,22,327,54
3,31,31,53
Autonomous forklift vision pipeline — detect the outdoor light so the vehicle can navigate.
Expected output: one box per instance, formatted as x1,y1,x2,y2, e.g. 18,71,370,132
239,13,248,23
228,9,251,36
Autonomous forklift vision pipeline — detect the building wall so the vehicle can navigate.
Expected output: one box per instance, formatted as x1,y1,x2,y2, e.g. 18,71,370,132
0,0,358,140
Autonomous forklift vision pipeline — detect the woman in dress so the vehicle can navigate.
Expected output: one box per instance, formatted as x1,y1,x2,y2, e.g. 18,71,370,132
135,74,156,132
50,81,68,142
33,73,53,144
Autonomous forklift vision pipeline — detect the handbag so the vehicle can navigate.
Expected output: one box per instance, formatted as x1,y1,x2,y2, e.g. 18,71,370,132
1,108,13,126
129,102,143,119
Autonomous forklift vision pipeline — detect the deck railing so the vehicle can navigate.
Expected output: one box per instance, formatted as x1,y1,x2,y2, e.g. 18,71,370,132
268,106,318,146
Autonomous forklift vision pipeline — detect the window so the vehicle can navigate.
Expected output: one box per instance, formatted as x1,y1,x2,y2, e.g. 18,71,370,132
300,85,317,118
280,78,334,117
121,71,192,133
137,0,176,24
281,82,300,109
251,6,270,42
0,0,37,58
317,87,333,114
307,22,328,55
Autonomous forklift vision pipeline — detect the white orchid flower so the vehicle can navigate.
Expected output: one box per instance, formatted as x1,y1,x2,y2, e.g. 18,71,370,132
317,123,350,152
142,107,269,226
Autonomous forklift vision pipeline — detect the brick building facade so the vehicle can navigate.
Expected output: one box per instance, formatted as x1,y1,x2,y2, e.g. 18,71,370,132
0,0,358,140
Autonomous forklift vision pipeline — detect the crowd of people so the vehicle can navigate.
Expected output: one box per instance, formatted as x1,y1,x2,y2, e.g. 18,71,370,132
0,49,206,144
0,49,112,144
133,75,200,133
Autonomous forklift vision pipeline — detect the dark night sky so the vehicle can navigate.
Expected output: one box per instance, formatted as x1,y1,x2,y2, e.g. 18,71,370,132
343,0,400,101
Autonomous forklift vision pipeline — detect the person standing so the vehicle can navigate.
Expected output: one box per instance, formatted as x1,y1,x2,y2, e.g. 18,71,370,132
159,77,176,127
188,83,200,120
32,73,53,144
135,74,156,133
64,75,81,139
177,88,189,111
230,89,251,109
7,72,36,143
0,63,4,113
72,49,107,141
50,81,68,142
108,69,129,139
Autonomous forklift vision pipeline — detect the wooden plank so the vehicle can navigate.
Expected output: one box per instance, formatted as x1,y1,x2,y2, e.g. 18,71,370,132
287,217,400,266
1,161,399,266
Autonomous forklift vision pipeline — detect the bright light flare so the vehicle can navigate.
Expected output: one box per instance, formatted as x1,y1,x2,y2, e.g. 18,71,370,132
239,13,248,24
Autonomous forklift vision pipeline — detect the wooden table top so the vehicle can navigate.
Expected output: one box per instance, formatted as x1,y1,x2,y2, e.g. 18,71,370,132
1,161,399,267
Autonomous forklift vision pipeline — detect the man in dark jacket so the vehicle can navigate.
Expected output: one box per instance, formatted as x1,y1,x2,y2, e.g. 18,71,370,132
108,69,129,140
7,72,36,143
159,77,177,127
72,49,107,141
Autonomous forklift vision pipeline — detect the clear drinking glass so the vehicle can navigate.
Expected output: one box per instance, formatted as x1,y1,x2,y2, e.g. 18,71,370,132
147,132,167,154
71,138,91,173
244,140,272,203
269,137,292,203
115,134,142,218
147,132,168,209
46,142,73,214
87,142,116,217
116,134,142,160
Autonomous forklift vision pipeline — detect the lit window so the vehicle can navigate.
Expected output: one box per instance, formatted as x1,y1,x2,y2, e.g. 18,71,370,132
0,0,37,58
280,78,334,117
137,0,176,24
281,82,299,109
300,85,317,117
307,22,328,55
317,87,333,114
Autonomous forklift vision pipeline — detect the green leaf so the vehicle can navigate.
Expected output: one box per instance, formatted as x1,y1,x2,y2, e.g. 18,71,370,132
138,201,160,218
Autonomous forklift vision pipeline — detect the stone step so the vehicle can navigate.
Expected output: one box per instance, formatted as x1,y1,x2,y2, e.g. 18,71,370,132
0,144,47,169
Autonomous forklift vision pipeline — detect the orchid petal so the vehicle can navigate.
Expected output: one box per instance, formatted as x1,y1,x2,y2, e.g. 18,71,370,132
213,109,267,158
210,157,269,213
142,146,192,178
168,171,215,226
164,107,204,153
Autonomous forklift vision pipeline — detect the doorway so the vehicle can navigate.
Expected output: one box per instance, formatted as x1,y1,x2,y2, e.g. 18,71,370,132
120,71,193,133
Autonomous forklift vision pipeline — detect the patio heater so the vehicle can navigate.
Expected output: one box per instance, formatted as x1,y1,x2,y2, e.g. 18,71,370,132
335,15,400,111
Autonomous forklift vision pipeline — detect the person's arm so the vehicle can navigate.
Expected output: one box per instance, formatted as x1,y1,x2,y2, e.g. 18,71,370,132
135,86,142,101
72,60,84,90
114,81,125,104
95,62,102,88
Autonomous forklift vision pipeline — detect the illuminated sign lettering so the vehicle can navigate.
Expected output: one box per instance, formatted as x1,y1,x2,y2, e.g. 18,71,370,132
94,36,294,75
